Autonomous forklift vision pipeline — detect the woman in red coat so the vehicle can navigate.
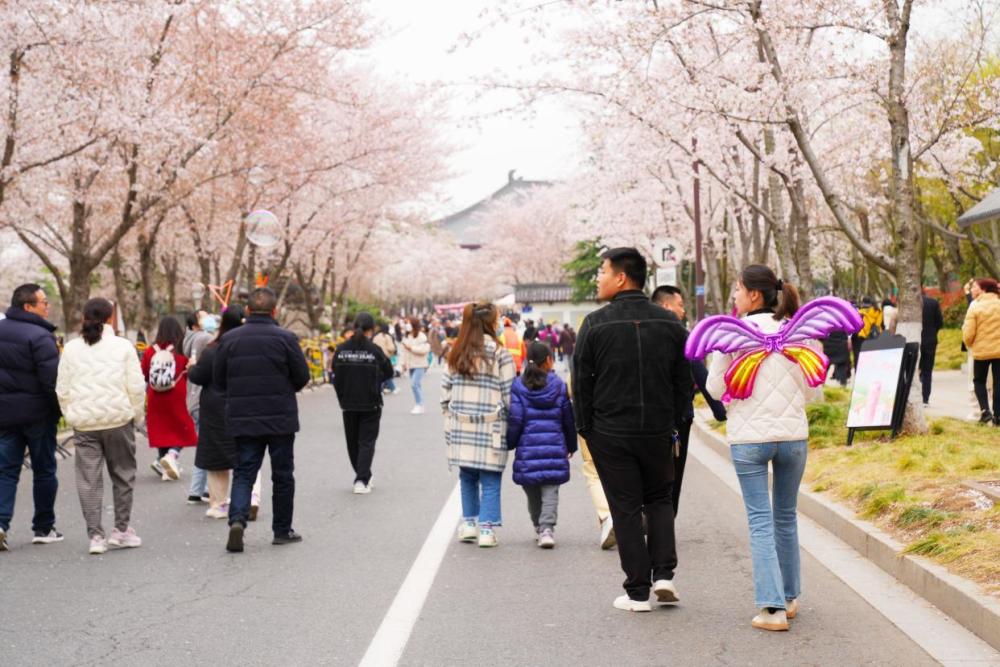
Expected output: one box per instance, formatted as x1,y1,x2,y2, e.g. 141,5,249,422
141,317,197,481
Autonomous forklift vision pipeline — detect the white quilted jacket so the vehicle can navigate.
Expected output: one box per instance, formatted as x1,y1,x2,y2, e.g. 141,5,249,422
706,312,821,445
56,325,146,432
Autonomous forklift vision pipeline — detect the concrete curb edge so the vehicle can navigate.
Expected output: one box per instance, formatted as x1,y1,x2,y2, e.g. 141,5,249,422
692,415,1000,652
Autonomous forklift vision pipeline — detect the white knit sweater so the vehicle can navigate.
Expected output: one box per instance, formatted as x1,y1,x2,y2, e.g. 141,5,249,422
56,325,146,431
706,312,821,445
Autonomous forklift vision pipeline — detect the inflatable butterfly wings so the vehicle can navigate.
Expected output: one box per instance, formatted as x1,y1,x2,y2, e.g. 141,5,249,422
684,297,862,403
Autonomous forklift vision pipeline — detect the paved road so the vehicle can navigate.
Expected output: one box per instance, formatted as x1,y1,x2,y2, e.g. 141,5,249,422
0,368,950,665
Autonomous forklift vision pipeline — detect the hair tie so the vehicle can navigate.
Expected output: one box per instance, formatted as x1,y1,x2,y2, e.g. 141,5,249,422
775,279,784,291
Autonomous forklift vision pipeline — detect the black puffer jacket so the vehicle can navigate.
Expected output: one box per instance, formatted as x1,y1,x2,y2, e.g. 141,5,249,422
213,314,311,437
572,290,692,437
332,334,394,411
188,344,236,469
0,308,60,428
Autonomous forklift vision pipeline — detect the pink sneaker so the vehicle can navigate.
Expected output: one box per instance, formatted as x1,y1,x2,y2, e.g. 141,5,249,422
108,527,142,549
89,535,108,555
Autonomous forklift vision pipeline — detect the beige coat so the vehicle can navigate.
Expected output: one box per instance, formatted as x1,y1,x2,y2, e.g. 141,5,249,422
963,293,1000,360
401,332,431,370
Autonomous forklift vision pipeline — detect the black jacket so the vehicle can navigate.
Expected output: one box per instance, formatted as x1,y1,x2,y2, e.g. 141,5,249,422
213,314,311,437
921,295,943,348
0,308,60,428
332,334,394,412
572,290,692,437
188,344,237,470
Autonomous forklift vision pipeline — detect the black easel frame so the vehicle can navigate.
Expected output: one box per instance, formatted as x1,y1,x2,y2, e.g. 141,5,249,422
846,334,919,447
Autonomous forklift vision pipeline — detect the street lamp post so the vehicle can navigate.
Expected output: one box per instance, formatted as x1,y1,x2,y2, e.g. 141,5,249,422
693,138,705,320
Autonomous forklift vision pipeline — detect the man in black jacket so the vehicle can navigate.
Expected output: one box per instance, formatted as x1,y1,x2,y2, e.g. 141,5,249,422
0,284,63,551
333,312,394,495
214,288,311,553
573,248,693,612
650,285,726,518
920,289,944,405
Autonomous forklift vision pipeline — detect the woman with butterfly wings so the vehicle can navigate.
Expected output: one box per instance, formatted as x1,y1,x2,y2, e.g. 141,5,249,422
686,265,861,632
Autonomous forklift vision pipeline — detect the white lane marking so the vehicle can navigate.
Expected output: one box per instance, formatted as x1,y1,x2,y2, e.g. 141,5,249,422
359,482,461,667
690,434,1000,666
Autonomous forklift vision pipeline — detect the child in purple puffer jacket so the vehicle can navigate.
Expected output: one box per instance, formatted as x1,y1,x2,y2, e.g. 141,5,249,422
507,342,577,548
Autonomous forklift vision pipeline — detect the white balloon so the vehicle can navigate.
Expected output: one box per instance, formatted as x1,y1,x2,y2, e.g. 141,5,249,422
245,210,281,248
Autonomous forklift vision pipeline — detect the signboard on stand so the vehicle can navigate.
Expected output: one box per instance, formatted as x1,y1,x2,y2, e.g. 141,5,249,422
846,333,919,445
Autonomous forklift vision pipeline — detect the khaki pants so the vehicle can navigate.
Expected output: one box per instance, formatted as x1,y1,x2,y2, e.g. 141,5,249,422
74,422,136,539
579,435,610,523
206,470,230,510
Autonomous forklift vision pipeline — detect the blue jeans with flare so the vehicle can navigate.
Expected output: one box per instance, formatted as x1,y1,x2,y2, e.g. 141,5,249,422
730,440,807,610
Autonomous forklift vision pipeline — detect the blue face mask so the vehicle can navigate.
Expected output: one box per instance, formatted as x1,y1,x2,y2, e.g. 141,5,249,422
201,315,219,334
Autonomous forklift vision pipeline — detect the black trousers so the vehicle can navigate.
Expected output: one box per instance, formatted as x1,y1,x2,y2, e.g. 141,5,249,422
672,419,692,517
919,343,937,404
973,359,1000,417
343,409,381,484
585,430,676,600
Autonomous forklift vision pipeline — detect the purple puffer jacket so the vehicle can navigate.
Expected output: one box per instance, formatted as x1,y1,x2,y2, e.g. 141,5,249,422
507,372,577,486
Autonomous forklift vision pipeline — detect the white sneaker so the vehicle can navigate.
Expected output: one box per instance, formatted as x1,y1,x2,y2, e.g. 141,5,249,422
161,471,172,482
410,405,425,415
353,481,371,495
160,453,179,480
205,505,229,519
752,608,789,631
600,516,616,550
478,527,498,547
653,579,679,604
457,521,478,543
89,535,108,555
537,528,555,549
785,598,799,619
613,594,652,612
392,388,401,395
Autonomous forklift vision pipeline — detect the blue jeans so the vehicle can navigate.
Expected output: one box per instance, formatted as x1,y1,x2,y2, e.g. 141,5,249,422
409,367,426,406
229,434,295,536
188,408,208,496
459,467,502,527
0,420,59,533
382,377,396,393
730,440,807,609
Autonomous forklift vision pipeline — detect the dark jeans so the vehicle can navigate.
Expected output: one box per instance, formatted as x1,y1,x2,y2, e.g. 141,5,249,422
343,409,381,484
0,420,58,533
585,430,677,600
973,358,1000,416
919,344,937,403
672,419,692,517
229,434,295,536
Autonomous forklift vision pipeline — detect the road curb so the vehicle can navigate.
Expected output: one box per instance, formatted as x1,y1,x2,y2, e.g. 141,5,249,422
692,416,1000,652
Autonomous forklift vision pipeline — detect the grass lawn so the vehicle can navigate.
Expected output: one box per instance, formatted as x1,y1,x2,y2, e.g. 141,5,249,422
934,328,965,371
702,385,1000,595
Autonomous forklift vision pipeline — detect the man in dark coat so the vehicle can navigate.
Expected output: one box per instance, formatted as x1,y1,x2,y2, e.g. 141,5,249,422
332,312,394,495
0,284,63,550
573,248,693,613
650,285,726,519
214,288,310,553
920,289,944,405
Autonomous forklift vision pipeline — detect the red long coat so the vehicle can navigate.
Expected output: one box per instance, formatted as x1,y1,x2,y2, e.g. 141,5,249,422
141,346,197,449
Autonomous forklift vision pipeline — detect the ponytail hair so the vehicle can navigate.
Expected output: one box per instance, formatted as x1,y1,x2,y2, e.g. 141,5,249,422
81,298,113,346
521,342,552,390
740,264,799,320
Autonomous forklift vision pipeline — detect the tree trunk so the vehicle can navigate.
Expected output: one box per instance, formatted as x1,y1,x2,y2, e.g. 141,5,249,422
884,0,926,434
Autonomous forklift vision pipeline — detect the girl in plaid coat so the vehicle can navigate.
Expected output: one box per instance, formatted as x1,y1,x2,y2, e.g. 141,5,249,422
441,302,516,548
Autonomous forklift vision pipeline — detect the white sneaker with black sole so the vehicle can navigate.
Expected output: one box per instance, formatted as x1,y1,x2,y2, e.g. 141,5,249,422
32,528,64,544
353,481,371,494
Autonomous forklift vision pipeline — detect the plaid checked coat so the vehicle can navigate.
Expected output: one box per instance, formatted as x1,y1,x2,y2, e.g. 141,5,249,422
441,336,516,472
